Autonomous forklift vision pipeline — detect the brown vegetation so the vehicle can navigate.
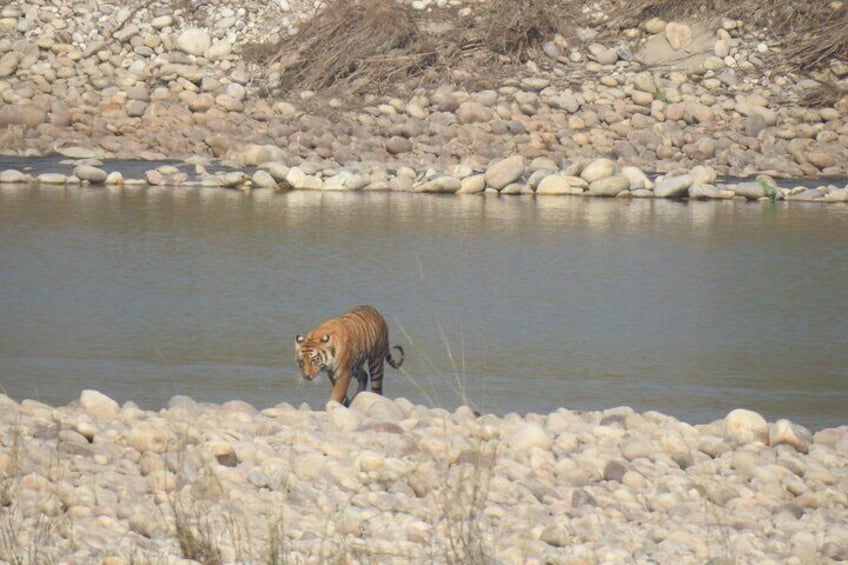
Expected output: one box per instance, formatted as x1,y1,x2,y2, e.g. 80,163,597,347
243,0,848,104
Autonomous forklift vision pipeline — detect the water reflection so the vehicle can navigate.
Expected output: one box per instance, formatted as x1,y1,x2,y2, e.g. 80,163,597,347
1,185,846,430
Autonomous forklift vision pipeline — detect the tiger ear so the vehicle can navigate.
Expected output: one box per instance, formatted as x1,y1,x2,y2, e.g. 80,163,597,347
296,335,305,344
321,333,330,343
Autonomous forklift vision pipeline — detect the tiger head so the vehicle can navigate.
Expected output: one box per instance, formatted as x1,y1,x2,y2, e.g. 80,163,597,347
295,332,334,381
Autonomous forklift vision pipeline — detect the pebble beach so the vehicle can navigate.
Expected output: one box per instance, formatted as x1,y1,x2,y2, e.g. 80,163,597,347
1,390,847,564
1,0,848,563
0,0,847,199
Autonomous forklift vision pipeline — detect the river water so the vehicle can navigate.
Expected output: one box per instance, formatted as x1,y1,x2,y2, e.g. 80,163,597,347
1,184,846,430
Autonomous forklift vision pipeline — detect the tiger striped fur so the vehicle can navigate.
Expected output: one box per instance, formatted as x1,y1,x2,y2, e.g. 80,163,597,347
295,305,404,406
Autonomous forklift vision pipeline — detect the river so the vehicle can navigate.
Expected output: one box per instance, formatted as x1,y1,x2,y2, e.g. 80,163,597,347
1,184,846,430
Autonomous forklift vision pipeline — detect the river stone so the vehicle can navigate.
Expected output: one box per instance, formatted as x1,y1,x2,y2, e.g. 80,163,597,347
580,158,616,182
251,169,278,189
36,173,68,184
620,166,652,190
588,175,629,197
621,439,654,461
508,422,552,452
724,408,768,445
588,43,618,65
126,421,172,454
485,155,525,190
285,167,323,190
414,176,461,193
0,169,29,183
689,165,717,185
349,392,404,422
536,174,586,195
540,524,570,547
207,39,232,61
769,419,813,453
73,165,108,184
665,22,693,50
176,28,211,56
805,150,838,170
457,173,486,194
689,184,733,199
653,173,693,198
79,389,120,419
732,182,766,200
385,135,412,154
324,170,369,191
235,144,287,166
457,101,491,123
0,51,18,77
603,460,628,482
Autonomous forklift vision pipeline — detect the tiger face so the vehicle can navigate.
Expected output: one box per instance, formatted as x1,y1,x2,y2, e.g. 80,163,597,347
295,332,333,381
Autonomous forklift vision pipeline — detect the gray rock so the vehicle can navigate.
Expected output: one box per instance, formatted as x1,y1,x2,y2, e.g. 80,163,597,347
456,101,491,123
485,155,525,190
588,175,629,197
385,136,413,154
36,173,68,184
580,158,616,182
689,183,734,199
653,173,694,198
251,169,278,189
588,43,618,65
414,176,461,193
536,174,586,195
0,169,30,183
324,170,369,191
73,165,108,184
603,460,627,482
732,182,767,200
769,419,813,454
176,28,211,56
457,174,486,194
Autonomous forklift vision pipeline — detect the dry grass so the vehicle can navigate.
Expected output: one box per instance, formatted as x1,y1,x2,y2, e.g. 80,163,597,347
245,0,578,102
243,0,847,106
613,0,848,73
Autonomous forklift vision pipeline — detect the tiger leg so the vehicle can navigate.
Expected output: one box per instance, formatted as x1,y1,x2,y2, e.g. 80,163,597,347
352,364,369,399
368,355,385,396
330,367,352,406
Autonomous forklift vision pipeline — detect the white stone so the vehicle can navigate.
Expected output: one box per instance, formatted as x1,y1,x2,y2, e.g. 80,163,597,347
724,408,768,445
175,28,211,56
580,158,616,182
79,389,120,419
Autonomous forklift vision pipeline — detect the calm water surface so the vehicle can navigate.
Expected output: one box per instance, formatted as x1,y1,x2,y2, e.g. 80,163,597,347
1,185,847,430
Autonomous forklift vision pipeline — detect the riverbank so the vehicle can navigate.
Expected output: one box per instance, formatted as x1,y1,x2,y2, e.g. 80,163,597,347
1,0,847,201
1,390,846,563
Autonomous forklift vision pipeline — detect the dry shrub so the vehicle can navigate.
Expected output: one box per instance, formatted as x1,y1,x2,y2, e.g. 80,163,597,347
783,3,848,71
249,0,576,101
270,0,434,96
798,81,848,108
477,0,574,61
614,0,848,73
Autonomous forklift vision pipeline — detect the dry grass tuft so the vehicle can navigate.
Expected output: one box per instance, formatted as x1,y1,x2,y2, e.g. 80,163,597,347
268,0,434,97
246,0,577,102
614,0,848,73
477,0,574,61
783,3,848,71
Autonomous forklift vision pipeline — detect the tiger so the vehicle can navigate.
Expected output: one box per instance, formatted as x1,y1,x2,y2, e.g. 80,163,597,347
295,305,405,406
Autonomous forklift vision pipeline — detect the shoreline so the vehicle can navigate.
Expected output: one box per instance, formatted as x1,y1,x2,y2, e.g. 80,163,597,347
1,0,847,202
1,390,846,563
2,153,848,204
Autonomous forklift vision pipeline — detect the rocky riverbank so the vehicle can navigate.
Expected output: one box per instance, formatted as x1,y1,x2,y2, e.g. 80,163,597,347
1,0,847,201
0,390,846,563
